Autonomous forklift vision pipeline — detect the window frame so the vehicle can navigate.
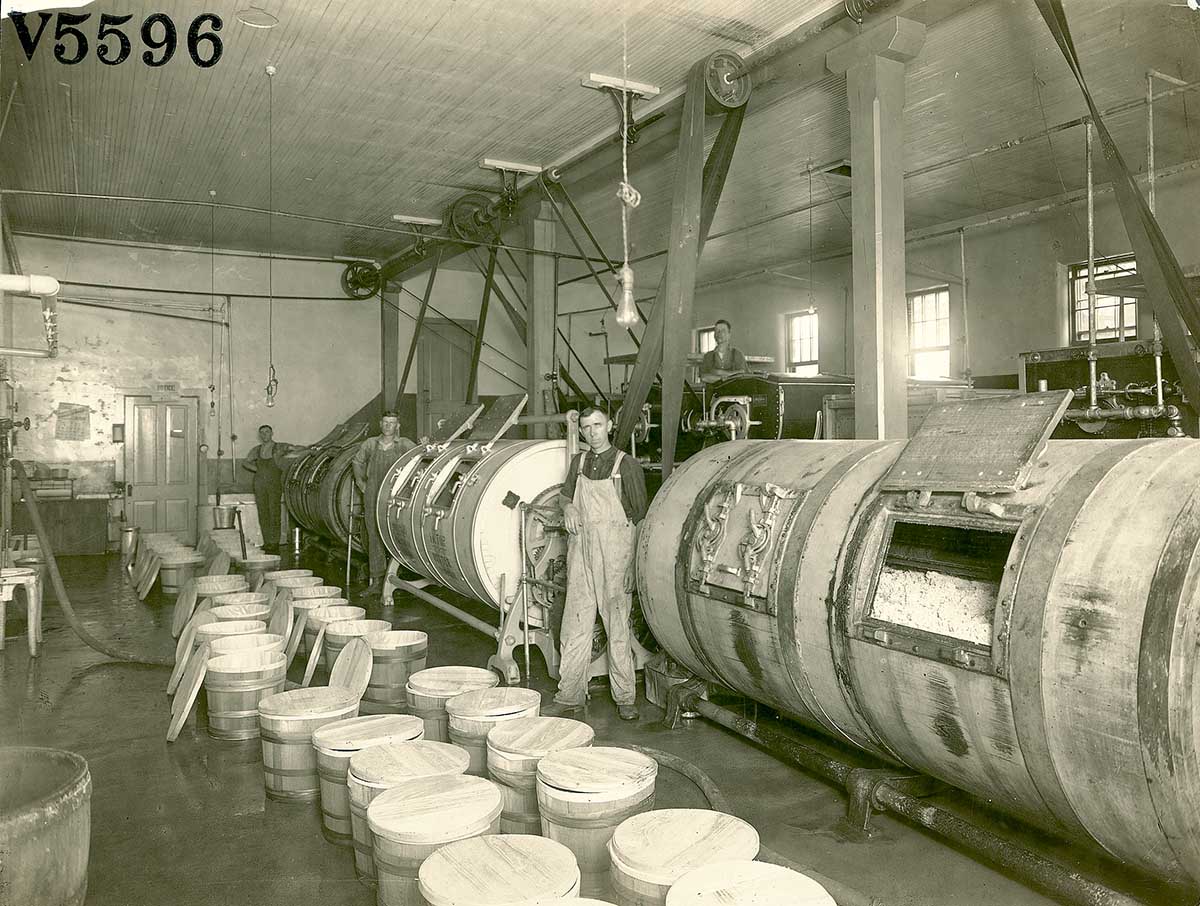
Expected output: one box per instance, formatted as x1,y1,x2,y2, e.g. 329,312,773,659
906,285,952,380
785,309,819,376
696,325,716,354
1069,254,1138,345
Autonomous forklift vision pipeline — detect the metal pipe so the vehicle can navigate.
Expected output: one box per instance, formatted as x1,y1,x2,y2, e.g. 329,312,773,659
1146,72,1167,411
1085,122,1098,410
514,410,578,427
391,577,498,640
959,228,970,381
688,697,1147,906
0,346,50,358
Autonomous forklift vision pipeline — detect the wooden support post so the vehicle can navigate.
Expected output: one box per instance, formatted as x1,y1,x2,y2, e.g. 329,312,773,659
526,202,557,438
466,247,497,403
827,17,925,440
396,247,441,412
380,288,399,418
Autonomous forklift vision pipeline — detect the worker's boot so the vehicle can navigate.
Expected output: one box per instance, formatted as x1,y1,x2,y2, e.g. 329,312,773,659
617,703,639,721
542,700,584,719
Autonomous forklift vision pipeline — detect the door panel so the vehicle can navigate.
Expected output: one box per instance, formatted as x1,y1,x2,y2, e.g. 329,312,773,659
418,320,472,438
124,395,200,544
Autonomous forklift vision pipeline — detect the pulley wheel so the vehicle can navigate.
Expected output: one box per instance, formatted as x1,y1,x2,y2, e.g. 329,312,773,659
340,261,380,299
448,193,497,243
720,401,752,440
704,50,751,111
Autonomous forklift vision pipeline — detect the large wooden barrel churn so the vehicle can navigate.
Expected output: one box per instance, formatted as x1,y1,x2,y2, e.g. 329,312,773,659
638,425,1200,888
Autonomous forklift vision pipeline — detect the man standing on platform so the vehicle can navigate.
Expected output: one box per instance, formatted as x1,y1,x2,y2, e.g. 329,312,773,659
698,318,747,383
544,407,647,722
353,410,416,595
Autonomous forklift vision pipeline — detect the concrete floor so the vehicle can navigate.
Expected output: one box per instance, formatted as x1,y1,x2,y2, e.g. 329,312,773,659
0,553,1185,906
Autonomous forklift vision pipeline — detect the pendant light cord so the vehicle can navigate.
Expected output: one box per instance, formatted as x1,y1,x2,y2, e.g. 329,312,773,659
265,65,278,404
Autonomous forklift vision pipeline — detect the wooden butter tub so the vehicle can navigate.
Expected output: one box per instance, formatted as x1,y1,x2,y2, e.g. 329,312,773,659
367,774,502,906
325,619,392,672
302,603,362,666
486,716,594,835
347,740,471,880
311,714,424,846
359,630,428,714
195,574,249,598
419,833,579,906
665,859,837,906
536,747,657,899
210,596,272,623
158,550,206,594
204,650,288,740
608,809,760,906
208,632,286,658
446,687,541,776
193,619,265,653
257,687,360,801
405,666,499,742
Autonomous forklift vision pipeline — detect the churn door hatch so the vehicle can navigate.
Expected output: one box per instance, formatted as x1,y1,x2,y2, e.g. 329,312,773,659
880,390,1073,494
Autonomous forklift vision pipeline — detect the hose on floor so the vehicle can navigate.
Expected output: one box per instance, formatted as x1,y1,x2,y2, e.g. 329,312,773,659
12,460,172,667
623,744,885,906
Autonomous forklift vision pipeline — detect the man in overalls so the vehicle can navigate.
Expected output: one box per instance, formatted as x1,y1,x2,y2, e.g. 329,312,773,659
545,407,648,721
242,424,308,553
352,411,416,594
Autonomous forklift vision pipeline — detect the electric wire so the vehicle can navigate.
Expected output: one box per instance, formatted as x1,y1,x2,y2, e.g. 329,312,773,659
265,67,277,407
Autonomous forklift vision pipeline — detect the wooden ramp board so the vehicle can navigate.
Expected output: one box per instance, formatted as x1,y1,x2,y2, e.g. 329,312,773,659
284,609,308,671
881,390,1073,494
167,641,209,742
430,403,485,444
466,393,527,443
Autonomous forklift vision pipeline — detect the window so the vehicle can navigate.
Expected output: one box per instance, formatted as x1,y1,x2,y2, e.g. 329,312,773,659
696,326,716,354
786,310,819,376
1070,255,1137,344
908,287,951,380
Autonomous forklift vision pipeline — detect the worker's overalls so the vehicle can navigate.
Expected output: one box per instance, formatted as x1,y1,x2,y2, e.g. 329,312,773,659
360,438,409,581
252,444,285,550
554,449,637,707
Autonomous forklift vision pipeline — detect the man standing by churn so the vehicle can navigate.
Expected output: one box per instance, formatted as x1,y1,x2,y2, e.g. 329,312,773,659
544,407,647,721
353,410,416,595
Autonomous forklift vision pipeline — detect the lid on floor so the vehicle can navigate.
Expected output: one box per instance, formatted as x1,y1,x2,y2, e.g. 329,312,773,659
363,629,428,651
609,809,759,885
328,637,373,700
486,716,594,758
446,687,541,720
349,740,471,787
325,619,392,641
418,834,579,906
664,860,837,906
407,666,499,698
537,746,657,794
258,686,359,719
313,714,424,754
368,774,502,844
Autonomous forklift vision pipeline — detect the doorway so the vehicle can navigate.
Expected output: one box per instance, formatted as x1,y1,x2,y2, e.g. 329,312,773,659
123,395,200,543
416,319,472,438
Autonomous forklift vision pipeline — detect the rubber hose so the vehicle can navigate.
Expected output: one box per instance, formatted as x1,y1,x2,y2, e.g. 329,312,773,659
623,744,886,906
12,460,172,667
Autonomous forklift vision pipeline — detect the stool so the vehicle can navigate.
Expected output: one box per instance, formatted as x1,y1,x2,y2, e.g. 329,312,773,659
0,567,43,657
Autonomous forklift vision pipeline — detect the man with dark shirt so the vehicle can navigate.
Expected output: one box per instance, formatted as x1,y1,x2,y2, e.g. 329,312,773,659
698,318,747,383
544,407,648,721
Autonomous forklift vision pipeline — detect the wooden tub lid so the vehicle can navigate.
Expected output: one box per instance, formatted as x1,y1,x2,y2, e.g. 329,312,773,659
159,551,207,566
325,619,392,641
264,569,314,581
537,746,657,794
418,834,579,905
349,740,471,786
206,649,287,674
196,574,248,590
210,603,271,622
234,553,281,565
329,637,373,700
209,632,285,656
609,810,759,885
258,686,360,719
486,716,594,758
195,619,266,638
446,687,541,720
364,629,428,651
664,860,837,906
367,774,502,845
293,584,342,599
309,606,365,626
407,666,499,698
273,576,323,588
211,592,270,607
312,713,424,754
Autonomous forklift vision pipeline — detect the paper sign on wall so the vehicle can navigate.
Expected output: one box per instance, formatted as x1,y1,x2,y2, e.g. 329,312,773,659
54,403,91,441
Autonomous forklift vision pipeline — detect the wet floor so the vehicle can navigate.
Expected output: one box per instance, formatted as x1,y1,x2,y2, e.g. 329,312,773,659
0,553,1182,905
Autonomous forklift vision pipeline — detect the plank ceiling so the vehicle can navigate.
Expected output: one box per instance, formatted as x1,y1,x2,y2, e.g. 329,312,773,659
2,0,1199,291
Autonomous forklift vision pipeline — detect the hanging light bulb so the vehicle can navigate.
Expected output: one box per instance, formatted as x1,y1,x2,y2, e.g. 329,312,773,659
615,263,639,328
